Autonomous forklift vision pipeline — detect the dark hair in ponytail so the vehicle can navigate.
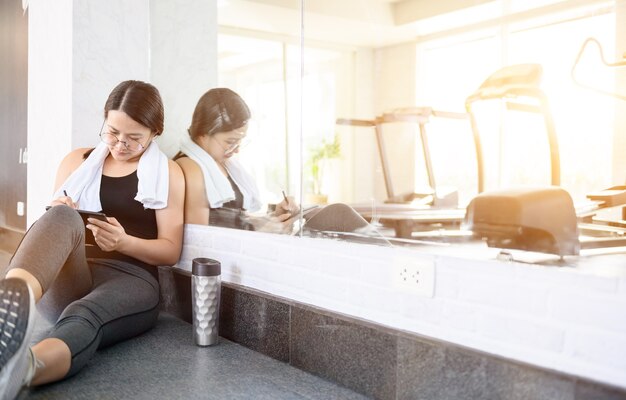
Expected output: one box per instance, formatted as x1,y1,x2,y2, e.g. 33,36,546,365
188,88,250,140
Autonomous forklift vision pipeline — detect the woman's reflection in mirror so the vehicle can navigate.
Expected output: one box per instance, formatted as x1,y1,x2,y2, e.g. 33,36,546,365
174,88,370,235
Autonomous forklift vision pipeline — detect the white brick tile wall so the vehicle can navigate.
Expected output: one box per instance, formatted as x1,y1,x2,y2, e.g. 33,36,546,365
212,233,242,253
179,224,626,389
286,247,321,270
549,289,626,333
346,282,401,314
564,328,626,370
438,256,514,278
619,276,626,294
241,238,281,262
397,294,444,325
515,263,620,293
434,269,459,299
440,299,478,333
476,310,565,352
275,243,301,266
307,273,349,303
360,260,394,287
314,251,361,278
457,276,551,317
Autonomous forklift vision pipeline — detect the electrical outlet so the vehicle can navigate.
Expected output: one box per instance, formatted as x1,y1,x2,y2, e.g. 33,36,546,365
16,201,25,217
393,255,435,297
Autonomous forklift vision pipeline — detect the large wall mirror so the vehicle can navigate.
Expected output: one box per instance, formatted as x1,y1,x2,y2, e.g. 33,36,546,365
211,0,625,248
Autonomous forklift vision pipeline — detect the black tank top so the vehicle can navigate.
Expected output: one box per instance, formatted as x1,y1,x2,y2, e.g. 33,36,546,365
86,171,159,277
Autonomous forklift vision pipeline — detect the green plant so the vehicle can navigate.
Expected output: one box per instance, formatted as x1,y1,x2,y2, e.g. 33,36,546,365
306,134,341,195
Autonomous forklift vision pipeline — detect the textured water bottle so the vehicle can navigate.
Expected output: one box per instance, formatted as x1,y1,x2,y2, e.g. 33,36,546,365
192,258,221,346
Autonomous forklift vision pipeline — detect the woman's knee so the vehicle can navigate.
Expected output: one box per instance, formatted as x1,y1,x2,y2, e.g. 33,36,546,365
42,205,85,237
45,205,82,224
307,203,368,232
45,204,80,220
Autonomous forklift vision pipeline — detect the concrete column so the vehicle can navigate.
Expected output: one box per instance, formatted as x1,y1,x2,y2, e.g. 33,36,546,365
27,0,151,226
149,0,218,157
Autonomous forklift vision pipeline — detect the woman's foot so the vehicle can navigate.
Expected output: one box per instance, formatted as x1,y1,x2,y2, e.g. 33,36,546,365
0,278,35,400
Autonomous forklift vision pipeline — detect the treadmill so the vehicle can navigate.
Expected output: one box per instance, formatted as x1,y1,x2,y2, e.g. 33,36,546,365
465,43,626,258
338,64,557,240
465,63,561,192
336,107,472,239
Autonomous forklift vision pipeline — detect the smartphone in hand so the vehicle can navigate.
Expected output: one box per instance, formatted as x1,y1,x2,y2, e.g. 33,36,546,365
78,210,108,245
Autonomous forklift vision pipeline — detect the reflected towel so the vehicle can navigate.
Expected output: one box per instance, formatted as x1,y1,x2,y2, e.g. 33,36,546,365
54,141,169,210
179,136,262,212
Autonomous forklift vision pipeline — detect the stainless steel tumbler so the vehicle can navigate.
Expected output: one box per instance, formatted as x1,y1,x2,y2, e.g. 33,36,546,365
191,258,221,346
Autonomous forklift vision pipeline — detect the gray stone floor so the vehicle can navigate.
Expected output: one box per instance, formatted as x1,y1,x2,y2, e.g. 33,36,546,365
1,250,367,400
21,314,368,400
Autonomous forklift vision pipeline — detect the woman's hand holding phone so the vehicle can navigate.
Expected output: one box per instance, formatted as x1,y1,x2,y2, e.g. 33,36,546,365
86,216,128,252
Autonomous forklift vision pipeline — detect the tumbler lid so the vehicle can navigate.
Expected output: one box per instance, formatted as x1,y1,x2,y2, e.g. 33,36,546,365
192,258,221,276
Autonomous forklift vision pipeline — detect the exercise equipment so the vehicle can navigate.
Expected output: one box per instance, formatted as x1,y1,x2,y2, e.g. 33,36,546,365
464,186,580,257
464,185,626,257
465,63,560,192
466,40,626,257
337,107,471,238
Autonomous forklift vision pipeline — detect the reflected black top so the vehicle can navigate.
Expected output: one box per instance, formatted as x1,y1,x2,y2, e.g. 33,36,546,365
209,175,255,231
86,171,158,278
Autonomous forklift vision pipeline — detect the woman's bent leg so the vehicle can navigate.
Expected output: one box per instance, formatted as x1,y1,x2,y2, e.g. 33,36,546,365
305,203,369,232
46,262,159,379
5,205,93,321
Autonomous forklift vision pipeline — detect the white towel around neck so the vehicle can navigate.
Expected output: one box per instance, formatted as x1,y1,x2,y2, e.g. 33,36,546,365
53,141,169,211
179,136,262,212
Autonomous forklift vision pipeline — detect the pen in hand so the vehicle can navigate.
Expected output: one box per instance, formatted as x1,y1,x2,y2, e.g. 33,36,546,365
280,190,295,218
62,190,75,209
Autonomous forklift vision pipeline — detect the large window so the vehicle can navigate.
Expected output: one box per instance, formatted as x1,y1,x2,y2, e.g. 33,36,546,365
218,34,295,206
217,0,623,241
417,2,616,202
218,32,353,208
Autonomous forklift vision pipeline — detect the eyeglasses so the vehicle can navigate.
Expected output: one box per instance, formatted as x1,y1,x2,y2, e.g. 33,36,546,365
214,136,252,156
100,132,149,152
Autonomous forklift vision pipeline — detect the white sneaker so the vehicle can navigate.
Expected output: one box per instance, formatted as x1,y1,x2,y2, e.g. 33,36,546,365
0,278,35,400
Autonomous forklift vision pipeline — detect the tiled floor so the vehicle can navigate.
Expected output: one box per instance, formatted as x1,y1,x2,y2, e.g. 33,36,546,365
21,314,367,400
0,250,368,400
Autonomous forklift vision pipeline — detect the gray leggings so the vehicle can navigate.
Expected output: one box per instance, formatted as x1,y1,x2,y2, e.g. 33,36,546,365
6,205,160,378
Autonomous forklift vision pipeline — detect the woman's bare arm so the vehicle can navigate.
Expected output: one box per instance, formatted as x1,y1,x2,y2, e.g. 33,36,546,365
176,156,210,225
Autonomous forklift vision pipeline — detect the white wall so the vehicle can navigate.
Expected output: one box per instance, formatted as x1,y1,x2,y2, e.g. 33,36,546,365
27,0,77,226
27,0,218,225
72,1,151,149
28,0,151,225
150,0,217,157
